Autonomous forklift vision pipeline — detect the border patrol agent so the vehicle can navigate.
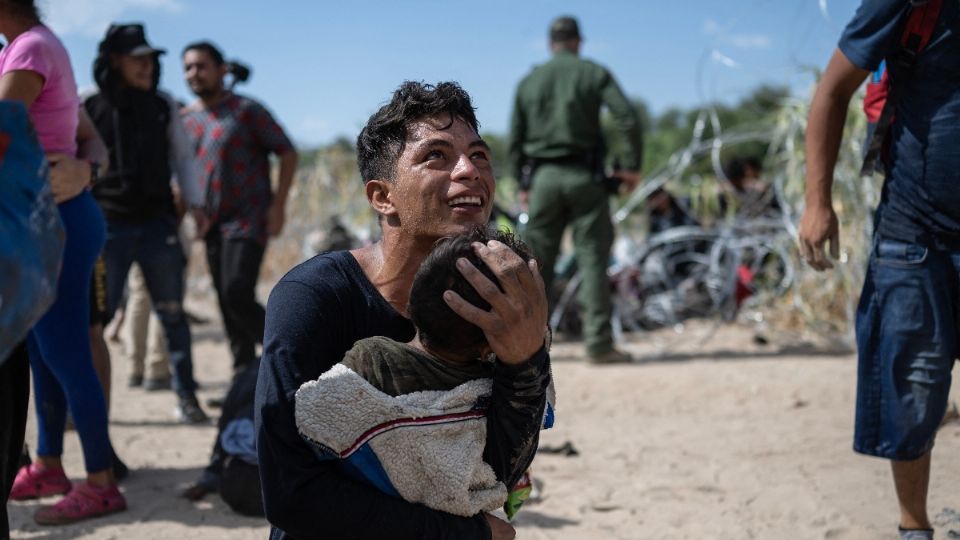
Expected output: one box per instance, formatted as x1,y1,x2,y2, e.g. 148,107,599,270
508,15,643,364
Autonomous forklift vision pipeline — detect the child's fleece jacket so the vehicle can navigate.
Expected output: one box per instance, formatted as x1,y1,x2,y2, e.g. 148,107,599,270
294,336,554,517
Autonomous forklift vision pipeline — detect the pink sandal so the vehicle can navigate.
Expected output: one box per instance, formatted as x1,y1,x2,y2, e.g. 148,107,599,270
33,481,126,525
9,464,71,500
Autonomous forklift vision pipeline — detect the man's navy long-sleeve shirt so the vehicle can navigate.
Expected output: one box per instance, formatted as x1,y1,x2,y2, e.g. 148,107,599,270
255,251,550,539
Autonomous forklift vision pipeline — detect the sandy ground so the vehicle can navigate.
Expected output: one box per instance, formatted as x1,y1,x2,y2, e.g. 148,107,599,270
8,289,960,540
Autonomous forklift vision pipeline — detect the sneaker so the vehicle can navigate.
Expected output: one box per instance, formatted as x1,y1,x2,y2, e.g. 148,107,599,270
33,481,126,525
587,348,633,365
175,397,209,424
143,377,172,391
127,374,143,388
9,464,72,500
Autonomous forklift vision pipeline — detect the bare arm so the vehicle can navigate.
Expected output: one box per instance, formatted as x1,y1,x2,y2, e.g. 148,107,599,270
798,48,870,271
274,149,298,204
267,149,298,237
0,70,42,107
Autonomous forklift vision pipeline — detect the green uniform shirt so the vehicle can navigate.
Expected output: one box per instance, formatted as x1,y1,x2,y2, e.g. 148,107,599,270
508,49,643,180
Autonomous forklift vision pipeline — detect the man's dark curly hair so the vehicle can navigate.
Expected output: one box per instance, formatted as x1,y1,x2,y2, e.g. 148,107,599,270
409,227,534,362
356,81,480,184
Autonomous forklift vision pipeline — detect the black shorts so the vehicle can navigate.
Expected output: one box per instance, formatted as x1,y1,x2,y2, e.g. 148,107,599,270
89,255,108,327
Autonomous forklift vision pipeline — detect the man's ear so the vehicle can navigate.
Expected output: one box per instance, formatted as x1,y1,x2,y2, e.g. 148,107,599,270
365,179,397,217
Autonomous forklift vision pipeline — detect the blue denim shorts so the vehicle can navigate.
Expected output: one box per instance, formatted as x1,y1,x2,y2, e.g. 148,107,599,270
854,238,960,460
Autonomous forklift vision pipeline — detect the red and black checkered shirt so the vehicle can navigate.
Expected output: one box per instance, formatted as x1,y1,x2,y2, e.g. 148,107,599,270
183,94,293,245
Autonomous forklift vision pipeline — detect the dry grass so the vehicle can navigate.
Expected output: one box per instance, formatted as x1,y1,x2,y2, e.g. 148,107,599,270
184,87,879,339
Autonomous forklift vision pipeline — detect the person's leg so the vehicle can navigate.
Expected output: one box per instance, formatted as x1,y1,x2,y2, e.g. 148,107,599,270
523,164,570,304
28,195,125,525
145,310,171,384
137,216,206,422
1,342,30,537
102,216,139,390
218,238,266,371
89,259,130,479
89,256,112,406
206,229,247,370
853,241,959,536
565,171,616,357
8,336,73,503
89,324,111,409
26,334,68,470
28,195,114,483
123,264,151,386
893,453,933,530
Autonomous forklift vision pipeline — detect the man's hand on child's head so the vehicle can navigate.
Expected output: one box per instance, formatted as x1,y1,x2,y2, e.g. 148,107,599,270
442,240,548,365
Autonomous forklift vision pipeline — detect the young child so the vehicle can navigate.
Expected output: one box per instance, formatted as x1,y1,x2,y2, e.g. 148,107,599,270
295,227,554,519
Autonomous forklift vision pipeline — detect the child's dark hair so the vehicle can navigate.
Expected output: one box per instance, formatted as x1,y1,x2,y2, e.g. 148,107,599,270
409,227,534,361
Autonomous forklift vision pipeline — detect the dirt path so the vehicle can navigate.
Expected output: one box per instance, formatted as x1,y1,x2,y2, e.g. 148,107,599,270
9,300,960,540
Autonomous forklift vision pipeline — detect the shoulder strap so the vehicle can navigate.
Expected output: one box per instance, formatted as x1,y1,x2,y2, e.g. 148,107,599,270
860,0,943,176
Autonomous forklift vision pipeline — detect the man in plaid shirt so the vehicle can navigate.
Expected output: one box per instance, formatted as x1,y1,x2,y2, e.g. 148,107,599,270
182,41,298,373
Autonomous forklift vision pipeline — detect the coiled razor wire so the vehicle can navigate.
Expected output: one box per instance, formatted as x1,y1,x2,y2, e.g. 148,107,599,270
552,88,879,343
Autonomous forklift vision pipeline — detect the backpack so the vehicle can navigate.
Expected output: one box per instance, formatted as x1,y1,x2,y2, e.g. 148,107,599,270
861,0,944,176
0,102,65,363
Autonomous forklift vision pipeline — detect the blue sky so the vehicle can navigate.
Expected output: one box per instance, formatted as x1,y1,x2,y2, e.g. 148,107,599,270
37,0,862,147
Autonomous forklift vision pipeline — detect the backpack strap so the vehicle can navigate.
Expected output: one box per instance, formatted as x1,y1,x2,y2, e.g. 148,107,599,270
861,0,943,176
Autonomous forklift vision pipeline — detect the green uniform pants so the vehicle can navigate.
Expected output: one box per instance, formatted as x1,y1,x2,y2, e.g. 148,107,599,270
523,163,614,356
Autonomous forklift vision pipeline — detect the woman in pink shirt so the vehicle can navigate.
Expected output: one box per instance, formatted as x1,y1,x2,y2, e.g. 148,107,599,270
0,0,125,525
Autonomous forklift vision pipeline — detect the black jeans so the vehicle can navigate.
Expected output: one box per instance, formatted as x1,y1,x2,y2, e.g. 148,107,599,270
1,342,30,540
205,230,266,371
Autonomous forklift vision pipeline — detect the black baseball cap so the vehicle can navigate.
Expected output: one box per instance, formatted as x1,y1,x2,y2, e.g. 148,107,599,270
102,24,166,56
549,16,581,42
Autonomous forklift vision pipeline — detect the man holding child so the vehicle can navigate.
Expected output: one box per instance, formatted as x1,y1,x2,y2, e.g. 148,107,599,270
255,81,552,540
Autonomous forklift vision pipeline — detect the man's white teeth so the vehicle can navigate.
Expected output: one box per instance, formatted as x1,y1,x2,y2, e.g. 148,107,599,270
448,196,481,207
